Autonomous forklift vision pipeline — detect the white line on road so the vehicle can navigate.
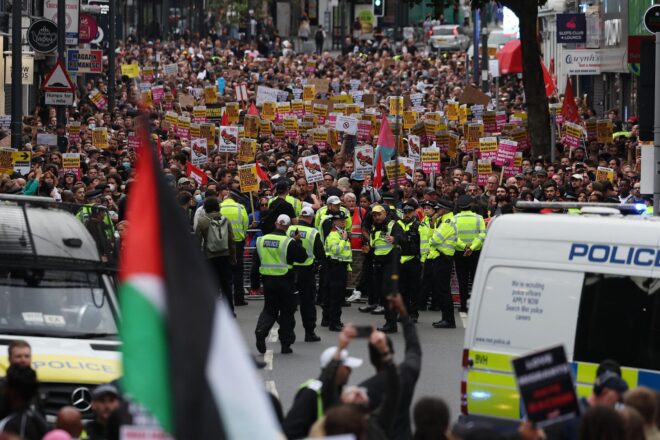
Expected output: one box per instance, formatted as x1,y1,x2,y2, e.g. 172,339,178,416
460,312,467,328
264,349,274,371
265,380,279,398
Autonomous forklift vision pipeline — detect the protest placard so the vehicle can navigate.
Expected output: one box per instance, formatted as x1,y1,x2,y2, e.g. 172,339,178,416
389,96,403,116
177,116,191,139
200,124,216,146
219,126,238,153
466,123,484,152
477,159,492,186
421,144,440,173
190,138,208,166
121,64,139,78
92,127,108,149
563,122,583,150
238,164,260,193
336,116,358,135
302,154,323,183
495,139,518,166
512,345,580,428
585,119,597,141
238,139,256,162
225,103,240,124
204,86,218,104
446,102,459,121
385,160,408,186
597,119,612,143
479,137,498,161
354,145,374,178
256,86,282,106
596,166,614,182
163,63,178,76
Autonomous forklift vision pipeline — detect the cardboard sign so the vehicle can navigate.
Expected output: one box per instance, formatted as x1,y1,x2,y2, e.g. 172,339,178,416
421,144,440,173
179,94,195,109
479,137,498,161
219,126,238,153
238,164,259,193
459,85,490,106
237,138,256,162
256,86,282,106
308,78,330,95
190,138,208,166
512,345,580,428
596,166,614,183
92,127,108,149
302,154,323,183
354,145,374,178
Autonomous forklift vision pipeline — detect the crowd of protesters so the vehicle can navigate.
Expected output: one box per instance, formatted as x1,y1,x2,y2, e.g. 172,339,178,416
0,16,653,440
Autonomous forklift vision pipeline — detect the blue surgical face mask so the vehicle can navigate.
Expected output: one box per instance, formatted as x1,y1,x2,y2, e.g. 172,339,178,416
286,160,293,167
277,166,287,174
194,194,203,203
122,162,131,170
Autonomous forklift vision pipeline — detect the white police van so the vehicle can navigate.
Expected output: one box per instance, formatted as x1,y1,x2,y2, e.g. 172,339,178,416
460,207,660,426
0,195,120,421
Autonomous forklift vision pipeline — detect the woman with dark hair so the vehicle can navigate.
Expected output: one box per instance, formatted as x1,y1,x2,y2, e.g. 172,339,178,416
412,397,450,440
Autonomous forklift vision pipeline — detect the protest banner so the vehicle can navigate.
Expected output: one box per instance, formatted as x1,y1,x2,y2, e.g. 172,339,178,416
141,67,155,82
259,119,272,136
163,63,178,76
67,121,81,144
357,120,371,142
192,106,207,123
477,159,492,186
225,103,240,124
302,154,323,183
512,128,529,151
436,131,449,154
512,345,580,428
152,86,164,104
190,138,208,167
336,115,358,135
313,103,328,124
597,119,612,143
447,102,459,121
447,133,459,159
277,101,291,115
238,139,257,162
219,126,238,153
190,124,201,140
389,96,403,116
89,89,107,110
283,116,299,138
200,124,216,146
385,160,408,186
354,145,374,178
496,111,507,131
62,152,80,169
238,164,260,193
256,86,282,106
407,135,421,163
596,166,614,182
121,64,139,78
483,111,497,134
92,127,108,149
401,157,415,181
303,84,316,101
479,137,498,161
244,115,260,138
421,144,440,174
403,110,417,129
585,119,597,141
177,116,191,140
204,86,218,104
262,102,277,121
563,122,583,150
0,149,14,174
466,123,484,152
495,139,518,166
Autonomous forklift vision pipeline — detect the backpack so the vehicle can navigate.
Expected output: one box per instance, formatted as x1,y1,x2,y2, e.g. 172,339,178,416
206,216,230,253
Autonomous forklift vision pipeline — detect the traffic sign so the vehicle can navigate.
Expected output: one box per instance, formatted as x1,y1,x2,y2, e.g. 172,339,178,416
45,92,74,106
12,151,31,176
644,5,660,34
42,60,75,92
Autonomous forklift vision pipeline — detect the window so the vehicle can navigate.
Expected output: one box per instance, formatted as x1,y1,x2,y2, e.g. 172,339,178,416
573,274,660,370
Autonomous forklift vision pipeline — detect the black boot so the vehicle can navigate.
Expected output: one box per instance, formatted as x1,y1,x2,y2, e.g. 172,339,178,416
305,332,321,342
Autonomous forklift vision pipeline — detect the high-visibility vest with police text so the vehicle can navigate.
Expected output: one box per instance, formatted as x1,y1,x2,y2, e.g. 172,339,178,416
256,234,292,276
370,220,396,256
289,224,318,267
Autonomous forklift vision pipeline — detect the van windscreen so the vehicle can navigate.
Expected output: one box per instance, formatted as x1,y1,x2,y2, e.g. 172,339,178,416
573,274,660,370
0,268,118,339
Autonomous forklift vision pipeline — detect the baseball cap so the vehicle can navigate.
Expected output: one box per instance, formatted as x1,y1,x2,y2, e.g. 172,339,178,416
177,177,192,185
327,195,341,205
371,204,386,213
92,383,119,400
300,207,315,217
571,174,584,180
320,347,363,369
276,214,291,226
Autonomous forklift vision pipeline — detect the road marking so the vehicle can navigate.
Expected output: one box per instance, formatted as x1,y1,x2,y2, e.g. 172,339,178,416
268,326,279,343
266,380,279,398
460,312,468,328
264,349,274,371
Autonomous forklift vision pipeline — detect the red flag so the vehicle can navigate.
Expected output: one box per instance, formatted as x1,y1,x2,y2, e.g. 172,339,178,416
561,78,581,124
186,162,208,186
221,110,229,126
255,164,271,187
541,59,556,98
248,102,259,116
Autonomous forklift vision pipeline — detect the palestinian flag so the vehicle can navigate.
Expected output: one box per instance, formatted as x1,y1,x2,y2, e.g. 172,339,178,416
119,121,281,439
373,114,396,189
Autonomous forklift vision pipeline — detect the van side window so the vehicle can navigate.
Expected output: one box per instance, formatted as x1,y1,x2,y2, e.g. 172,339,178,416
573,274,660,370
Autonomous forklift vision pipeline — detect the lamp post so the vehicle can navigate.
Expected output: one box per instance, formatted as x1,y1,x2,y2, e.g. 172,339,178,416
481,26,489,93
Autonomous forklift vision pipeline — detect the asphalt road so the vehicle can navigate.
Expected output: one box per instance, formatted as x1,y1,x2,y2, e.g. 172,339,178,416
235,299,466,421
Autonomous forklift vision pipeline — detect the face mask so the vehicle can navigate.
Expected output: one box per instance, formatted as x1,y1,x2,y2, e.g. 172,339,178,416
122,162,131,170
534,166,543,172
194,194,203,203
277,166,287,174
89,123,96,129
108,184,116,192
286,160,293,167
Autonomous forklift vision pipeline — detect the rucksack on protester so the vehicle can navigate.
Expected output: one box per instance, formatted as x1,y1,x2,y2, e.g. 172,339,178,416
206,217,230,253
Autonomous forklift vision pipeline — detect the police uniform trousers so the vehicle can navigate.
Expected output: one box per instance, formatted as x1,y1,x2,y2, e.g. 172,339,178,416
255,274,297,346
432,255,455,325
453,251,480,311
232,240,246,304
399,257,421,318
419,260,438,311
374,254,397,326
325,260,348,326
294,265,318,333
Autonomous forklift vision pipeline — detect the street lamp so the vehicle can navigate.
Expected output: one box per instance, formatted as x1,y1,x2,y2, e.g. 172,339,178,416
480,26,489,93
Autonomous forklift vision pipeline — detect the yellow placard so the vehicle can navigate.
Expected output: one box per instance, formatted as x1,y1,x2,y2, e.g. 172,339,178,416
277,102,291,114
596,166,614,183
204,86,218,104
200,124,216,146
259,119,272,135
331,95,353,104
226,103,240,124
121,64,139,78
467,123,484,151
597,119,613,144
238,164,260,193
262,102,276,121
237,139,257,163
92,127,109,149
389,96,403,116
403,111,417,130
245,115,259,139
447,102,459,121
303,85,316,101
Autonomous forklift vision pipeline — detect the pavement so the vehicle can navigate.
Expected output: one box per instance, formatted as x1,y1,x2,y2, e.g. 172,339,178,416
235,298,467,420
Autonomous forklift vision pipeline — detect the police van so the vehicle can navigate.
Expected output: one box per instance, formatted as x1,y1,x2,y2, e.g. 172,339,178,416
0,195,120,421
461,208,660,427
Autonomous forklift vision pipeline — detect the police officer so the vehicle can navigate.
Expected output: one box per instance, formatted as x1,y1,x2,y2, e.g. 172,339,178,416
252,214,308,354
397,200,421,323
316,195,352,240
221,190,249,306
429,198,458,328
368,204,403,332
418,200,438,312
453,195,486,313
289,207,324,342
323,211,352,331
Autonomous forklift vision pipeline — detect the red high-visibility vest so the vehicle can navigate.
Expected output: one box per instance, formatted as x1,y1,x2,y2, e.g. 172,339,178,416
350,207,366,250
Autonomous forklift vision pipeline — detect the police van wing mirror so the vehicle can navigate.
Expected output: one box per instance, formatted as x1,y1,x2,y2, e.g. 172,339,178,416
78,304,102,332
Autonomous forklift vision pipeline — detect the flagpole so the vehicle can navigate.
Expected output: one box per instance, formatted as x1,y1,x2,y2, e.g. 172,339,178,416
390,91,402,298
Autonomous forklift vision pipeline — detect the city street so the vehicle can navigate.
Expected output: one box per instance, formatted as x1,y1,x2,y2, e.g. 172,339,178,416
236,300,466,418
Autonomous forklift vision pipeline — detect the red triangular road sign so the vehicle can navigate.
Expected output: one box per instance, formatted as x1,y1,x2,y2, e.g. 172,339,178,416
42,60,75,92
